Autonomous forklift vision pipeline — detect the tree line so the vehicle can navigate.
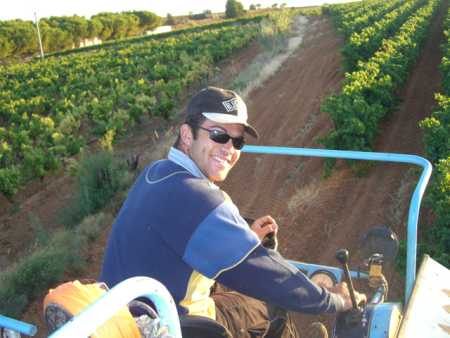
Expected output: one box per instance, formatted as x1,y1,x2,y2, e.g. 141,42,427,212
0,11,161,60
1,0,266,61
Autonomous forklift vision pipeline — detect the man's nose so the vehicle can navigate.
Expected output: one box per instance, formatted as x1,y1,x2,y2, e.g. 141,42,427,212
221,139,235,152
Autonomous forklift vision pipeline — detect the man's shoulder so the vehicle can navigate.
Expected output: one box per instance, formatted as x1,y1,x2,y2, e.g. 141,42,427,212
180,176,227,207
143,159,226,204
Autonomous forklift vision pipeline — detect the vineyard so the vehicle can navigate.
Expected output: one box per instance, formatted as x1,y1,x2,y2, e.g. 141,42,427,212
0,20,261,197
322,0,448,267
0,0,448,335
418,5,450,265
322,0,439,157
0,7,317,199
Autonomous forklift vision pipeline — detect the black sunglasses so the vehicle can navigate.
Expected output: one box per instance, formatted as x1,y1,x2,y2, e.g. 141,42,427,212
198,126,245,150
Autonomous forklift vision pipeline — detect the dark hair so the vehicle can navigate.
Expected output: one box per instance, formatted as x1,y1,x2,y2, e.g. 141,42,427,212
173,112,206,150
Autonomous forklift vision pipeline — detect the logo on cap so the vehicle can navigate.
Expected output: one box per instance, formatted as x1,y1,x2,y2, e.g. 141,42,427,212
222,98,240,113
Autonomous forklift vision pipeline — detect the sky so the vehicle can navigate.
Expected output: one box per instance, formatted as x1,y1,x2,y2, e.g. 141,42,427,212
0,0,356,22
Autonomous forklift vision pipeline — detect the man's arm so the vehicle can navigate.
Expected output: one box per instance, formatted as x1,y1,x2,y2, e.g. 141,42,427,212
216,245,348,314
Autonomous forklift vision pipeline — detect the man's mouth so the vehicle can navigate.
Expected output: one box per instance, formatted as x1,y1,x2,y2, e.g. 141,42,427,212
212,155,230,166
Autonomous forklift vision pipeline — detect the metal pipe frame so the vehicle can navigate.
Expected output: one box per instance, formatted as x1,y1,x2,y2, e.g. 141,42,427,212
49,276,182,338
242,145,432,302
0,315,37,336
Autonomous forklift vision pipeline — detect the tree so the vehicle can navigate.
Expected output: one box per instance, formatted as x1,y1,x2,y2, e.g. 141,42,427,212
0,36,14,58
120,14,140,37
189,10,212,20
249,4,257,10
91,14,113,40
166,13,176,25
203,10,213,18
87,18,103,39
127,11,161,31
111,14,137,39
13,20,38,55
0,23,16,58
225,0,245,18
40,20,71,51
49,16,89,46
0,9,160,58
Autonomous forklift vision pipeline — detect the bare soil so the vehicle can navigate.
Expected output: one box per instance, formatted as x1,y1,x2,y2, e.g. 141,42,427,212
3,5,445,336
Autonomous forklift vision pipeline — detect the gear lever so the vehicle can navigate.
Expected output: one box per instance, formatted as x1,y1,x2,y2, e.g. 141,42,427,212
335,249,358,310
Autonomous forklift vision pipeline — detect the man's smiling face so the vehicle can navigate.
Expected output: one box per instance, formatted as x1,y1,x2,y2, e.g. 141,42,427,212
185,119,244,182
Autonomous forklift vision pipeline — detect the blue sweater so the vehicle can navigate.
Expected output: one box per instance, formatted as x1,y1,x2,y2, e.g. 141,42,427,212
100,148,344,318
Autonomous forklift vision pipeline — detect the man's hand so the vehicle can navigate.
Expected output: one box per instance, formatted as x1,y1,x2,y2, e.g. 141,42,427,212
250,215,278,241
324,282,367,311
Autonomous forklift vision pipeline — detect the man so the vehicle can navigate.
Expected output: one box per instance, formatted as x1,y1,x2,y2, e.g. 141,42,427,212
100,86,366,337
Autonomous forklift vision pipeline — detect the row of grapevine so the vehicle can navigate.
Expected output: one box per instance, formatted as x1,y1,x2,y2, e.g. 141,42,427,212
320,0,441,168
343,0,428,70
324,0,404,39
0,22,260,197
418,8,450,267
323,0,380,22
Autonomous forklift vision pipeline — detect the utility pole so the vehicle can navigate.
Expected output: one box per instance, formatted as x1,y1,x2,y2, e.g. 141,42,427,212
34,12,44,59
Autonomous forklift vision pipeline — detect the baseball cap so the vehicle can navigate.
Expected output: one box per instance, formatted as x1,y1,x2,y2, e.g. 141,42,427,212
186,86,259,138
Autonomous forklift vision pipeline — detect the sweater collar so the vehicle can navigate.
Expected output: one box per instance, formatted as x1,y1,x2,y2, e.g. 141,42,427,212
168,147,208,180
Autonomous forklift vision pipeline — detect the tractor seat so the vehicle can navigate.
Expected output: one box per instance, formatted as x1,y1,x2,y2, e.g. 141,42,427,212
180,315,232,338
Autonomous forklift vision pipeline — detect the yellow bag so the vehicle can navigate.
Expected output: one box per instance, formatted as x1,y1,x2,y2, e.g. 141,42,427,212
43,280,141,338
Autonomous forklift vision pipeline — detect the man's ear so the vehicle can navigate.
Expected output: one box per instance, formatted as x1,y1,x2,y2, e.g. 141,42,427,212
180,124,193,149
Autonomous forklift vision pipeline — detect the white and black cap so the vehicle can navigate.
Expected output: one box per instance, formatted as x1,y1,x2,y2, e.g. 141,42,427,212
186,86,259,138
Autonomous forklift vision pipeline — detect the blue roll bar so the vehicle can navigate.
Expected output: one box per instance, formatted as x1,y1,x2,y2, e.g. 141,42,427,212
242,145,432,302
0,315,37,336
49,276,182,338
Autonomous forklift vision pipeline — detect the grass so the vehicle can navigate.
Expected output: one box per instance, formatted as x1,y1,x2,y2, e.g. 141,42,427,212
28,213,50,248
0,239,72,317
0,151,130,319
59,151,130,228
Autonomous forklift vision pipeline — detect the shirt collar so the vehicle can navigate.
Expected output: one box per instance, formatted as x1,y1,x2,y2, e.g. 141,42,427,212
168,147,208,179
